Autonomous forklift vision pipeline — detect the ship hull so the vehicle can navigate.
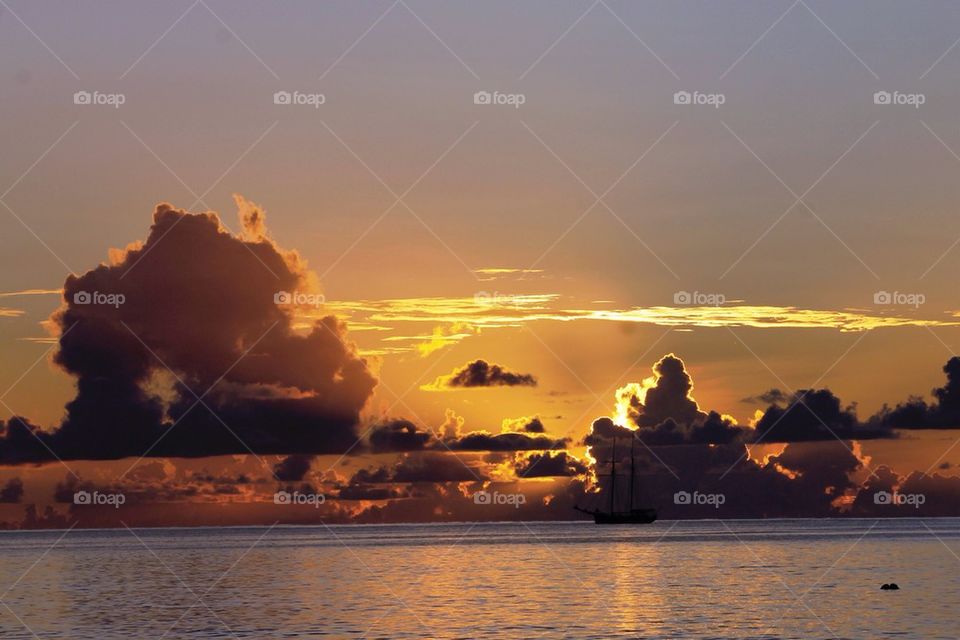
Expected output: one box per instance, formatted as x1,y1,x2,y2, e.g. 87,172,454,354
575,506,658,524
592,510,657,525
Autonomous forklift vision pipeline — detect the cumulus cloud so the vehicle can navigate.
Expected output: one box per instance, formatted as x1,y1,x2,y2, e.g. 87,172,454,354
273,454,313,482
590,354,745,446
741,389,789,405
438,409,465,440
501,415,545,433
628,354,703,427
0,478,24,503
576,354,886,518
0,198,377,462
369,419,434,453
423,359,537,390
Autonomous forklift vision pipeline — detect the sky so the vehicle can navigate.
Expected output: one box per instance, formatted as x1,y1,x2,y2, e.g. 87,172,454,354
4,0,960,527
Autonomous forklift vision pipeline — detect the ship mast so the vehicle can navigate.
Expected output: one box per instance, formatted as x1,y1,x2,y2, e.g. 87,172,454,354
609,437,616,514
629,436,635,511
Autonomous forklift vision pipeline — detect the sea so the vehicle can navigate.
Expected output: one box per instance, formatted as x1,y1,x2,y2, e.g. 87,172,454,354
0,518,956,639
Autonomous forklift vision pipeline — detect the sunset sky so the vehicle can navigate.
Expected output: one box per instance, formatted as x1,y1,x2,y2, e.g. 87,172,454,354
4,0,960,527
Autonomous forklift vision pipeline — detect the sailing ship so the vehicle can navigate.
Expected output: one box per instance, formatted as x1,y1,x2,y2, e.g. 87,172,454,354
575,436,657,524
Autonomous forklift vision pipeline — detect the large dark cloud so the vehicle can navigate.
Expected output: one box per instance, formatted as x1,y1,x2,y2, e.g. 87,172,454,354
578,434,867,519
391,452,484,483
849,465,960,517
748,357,960,441
870,357,960,428
745,359,960,442
429,359,537,389
354,452,489,483
765,440,862,505
363,412,569,453
334,456,488,501
515,451,588,478
0,199,377,462
692,411,747,444
442,431,568,452
752,389,890,442
342,438,869,523
0,417,52,463
336,484,404,501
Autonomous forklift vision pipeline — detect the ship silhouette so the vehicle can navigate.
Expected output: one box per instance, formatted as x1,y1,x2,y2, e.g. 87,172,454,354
575,435,657,524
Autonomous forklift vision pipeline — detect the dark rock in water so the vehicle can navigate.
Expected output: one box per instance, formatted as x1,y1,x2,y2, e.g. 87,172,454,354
880,583,900,590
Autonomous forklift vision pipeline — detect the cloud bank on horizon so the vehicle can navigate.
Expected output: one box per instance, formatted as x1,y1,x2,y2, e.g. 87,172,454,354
3,199,960,527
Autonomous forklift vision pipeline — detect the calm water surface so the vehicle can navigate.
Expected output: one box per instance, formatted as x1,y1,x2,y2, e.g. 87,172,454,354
0,519,956,639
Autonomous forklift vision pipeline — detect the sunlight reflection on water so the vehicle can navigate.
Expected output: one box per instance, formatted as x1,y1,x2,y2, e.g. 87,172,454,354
0,518,956,639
